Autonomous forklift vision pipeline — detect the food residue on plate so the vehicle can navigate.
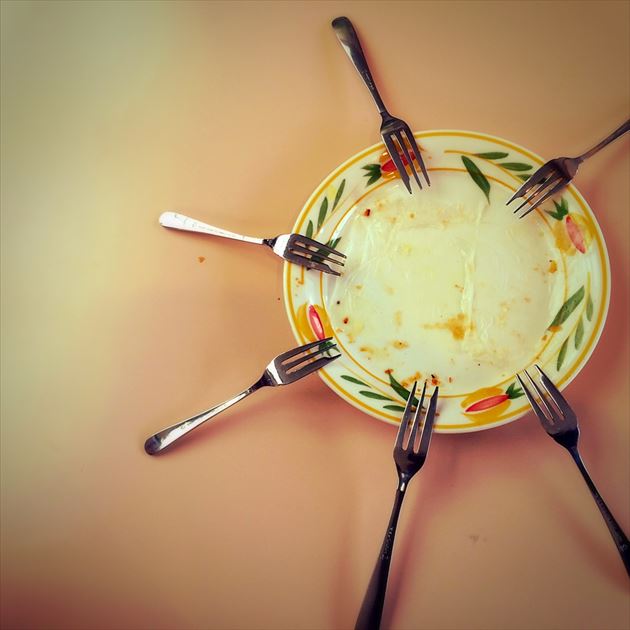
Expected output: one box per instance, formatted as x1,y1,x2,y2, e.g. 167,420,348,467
423,313,473,341
401,372,421,388
324,170,562,394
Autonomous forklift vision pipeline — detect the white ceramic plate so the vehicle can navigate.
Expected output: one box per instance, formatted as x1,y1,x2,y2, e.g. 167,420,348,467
283,130,610,432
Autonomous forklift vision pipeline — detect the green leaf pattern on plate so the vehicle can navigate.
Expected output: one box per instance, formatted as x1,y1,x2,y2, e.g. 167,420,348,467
340,375,369,387
317,197,328,230
546,198,569,221
586,295,594,321
387,372,421,407
327,237,341,250
506,382,525,399
341,373,397,412
359,390,394,401
383,405,407,412
362,164,382,186
550,285,594,372
574,317,584,349
462,156,490,201
549,286,585,328
557,338,569,371
303,179,346,238
498,162,533,171
341,370,430,415
474,152,508,160
452,150,535,201
332,178,346,210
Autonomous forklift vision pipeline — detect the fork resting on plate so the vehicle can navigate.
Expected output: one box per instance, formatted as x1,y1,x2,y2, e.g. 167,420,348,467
356,382,439,630
331,16,430,193
518,365,630,578
145,339,340,454
159,212,345,276
507,118,630,218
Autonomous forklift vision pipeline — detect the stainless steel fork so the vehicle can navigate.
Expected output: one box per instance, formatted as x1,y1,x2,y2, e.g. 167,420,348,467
356,382,439,630
159,212,345,275
507,119,630,218
518,365,630,578
144,339,340,454
332,16,430,193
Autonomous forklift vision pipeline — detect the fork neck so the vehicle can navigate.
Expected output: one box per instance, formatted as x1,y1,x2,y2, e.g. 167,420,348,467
577,118,630,162
397,472,411,493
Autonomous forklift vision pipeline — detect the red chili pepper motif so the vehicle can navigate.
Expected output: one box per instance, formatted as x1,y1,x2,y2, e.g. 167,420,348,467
381,151,417,173
307,305,326,340
565,216,586,253
465,394,509,413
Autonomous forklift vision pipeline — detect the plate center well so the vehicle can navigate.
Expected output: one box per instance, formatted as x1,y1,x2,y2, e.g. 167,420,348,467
324,170,563,395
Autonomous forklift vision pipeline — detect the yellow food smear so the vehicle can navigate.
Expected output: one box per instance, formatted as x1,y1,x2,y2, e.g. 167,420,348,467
548,259,557,273
423,313,472,341
392,340,409,349
402,372,422,388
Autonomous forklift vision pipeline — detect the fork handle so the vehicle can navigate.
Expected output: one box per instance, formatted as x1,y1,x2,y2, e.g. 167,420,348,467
568,447,630,578
332,17,388,116
159,211,264,245
355,484,406,630
144,377,267,455
578,119,630,162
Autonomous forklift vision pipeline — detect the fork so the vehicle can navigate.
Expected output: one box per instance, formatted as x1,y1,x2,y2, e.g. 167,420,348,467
159,212,346,276
355,382,439,630
331,16,430,193
144,338,340,454
507,119,630,218
517,365,630,578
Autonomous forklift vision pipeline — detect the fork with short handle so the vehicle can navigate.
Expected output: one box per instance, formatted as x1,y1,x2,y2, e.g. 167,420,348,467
331,16,430,193
144,339,340,455
518,365,630,578
159,212,345,276
507,119,630,218
355,382,439,630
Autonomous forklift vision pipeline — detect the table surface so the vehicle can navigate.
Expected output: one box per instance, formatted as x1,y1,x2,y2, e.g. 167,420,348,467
1,2,629,629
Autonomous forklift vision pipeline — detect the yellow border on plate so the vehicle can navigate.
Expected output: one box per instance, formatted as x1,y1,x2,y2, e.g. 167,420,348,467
283,130,610,432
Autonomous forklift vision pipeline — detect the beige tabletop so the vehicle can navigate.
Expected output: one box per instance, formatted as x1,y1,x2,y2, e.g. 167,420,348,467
1,2,629,629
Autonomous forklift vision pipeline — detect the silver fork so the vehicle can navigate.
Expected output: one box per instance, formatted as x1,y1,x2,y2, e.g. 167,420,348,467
332,16,430,193
518,365,630,578
355,382,439,630
507,119,630,218
159,212,346,276
144,339,340,454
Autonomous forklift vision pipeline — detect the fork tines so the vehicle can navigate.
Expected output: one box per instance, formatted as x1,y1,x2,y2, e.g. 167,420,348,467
396,381,439,454
274,337,341,383
285,234,346,276
382,124,430,194
517,365,576,433
506,163,566,219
